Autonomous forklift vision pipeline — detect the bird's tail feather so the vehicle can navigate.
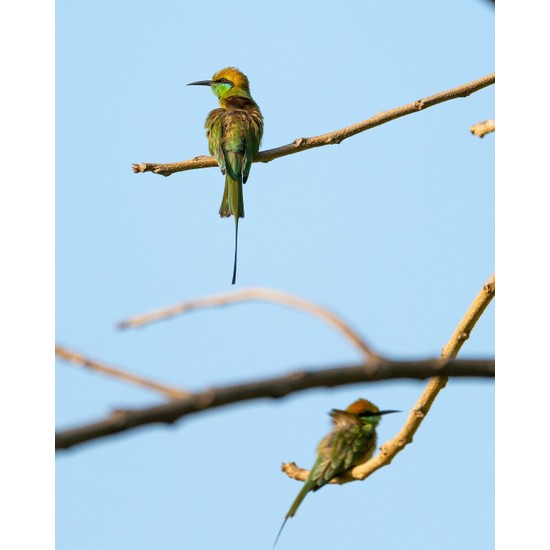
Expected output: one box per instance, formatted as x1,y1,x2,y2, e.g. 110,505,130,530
231,216,238,285
274,481,312,547
286,481,311,519
219,171,244,285
273,517,288,548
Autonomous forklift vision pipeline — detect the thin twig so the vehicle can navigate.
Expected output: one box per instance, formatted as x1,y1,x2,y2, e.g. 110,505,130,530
281,273,496,484
470,119,495,138
55,357,494,450
132,73,495,177
118,287,379,361
56,344,190,399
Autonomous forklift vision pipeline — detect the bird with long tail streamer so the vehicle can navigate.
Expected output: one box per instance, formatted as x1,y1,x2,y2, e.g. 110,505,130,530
188,67,263,285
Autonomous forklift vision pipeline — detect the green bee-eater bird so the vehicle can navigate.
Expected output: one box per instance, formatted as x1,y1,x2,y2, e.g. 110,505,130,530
187,67,264,285
274,398,399,546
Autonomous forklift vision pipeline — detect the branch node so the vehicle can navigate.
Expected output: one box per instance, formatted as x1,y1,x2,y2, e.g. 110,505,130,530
195,390,216,409
282,461,296,473
132,163,147,173
289,370,307,382
484,279,496,294
110,409,130,428
379,443,391,456
155,169,172,177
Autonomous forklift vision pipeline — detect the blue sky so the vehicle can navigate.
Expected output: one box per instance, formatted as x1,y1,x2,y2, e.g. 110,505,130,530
54,1,494,549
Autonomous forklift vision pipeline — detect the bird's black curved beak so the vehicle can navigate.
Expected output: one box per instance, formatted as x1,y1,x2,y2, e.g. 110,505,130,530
377,410,401,416
187,80,212,86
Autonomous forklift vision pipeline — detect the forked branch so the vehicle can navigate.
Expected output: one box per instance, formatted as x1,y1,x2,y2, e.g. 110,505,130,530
281,273,495,484
56,279,494,452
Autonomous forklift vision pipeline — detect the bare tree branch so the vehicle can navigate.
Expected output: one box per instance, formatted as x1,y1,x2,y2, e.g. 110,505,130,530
56,344,190,399
55,357,493,451
470,119,495,138
118,287,379,361
282,273,495,484
132,73,495,177
441,273,495,359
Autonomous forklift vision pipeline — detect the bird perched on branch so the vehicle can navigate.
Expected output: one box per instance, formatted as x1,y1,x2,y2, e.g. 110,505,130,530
187,67,264,285
274,398,399,546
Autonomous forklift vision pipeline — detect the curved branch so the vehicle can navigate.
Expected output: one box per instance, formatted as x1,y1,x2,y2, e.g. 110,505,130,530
56,344,190,399
118,287,378,361
132,73,495,177
282,273,496,485
55,357,494,450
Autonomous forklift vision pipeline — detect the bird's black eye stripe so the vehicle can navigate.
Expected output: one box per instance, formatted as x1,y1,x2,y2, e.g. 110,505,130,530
358,411,378,418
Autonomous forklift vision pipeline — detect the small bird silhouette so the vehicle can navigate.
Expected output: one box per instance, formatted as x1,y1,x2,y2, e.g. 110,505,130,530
188,67,263,285
274,398,400,546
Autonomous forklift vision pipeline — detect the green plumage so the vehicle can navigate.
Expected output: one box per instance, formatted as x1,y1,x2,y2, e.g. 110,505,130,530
188,67,263,284
274,399,399,546
285,409,377,519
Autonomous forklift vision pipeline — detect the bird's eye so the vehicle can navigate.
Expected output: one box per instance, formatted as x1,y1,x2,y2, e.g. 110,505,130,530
218,78,231,85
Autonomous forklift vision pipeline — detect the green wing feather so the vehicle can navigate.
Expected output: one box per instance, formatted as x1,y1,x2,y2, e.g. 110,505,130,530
205,110,226,174
205,106,262,285
243,116,261,183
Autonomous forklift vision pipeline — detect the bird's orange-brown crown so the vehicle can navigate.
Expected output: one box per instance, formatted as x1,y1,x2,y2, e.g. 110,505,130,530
345,398,379,416
211,67,251,91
